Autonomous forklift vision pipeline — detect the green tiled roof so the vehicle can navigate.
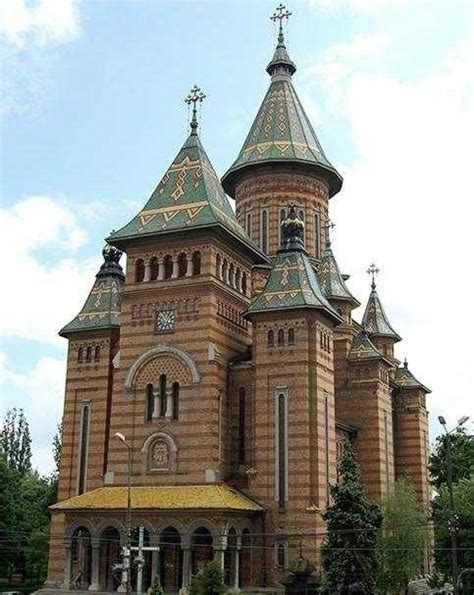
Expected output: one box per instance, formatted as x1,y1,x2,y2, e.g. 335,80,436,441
108,130,264,259
246,209,341,323
348,331,384,361
60,245,125,337
362,285,401,342
395,360,431,393
316,243,360,307
222,36,342,198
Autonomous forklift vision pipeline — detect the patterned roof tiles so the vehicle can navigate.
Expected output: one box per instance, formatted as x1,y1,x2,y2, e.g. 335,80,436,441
348,330,385,361
51,484,264,512
395,361,431,393
316,244,360,307
362,286,401,342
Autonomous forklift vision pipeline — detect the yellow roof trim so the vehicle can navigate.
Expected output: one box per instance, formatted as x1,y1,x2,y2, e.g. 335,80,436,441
52,484,263,512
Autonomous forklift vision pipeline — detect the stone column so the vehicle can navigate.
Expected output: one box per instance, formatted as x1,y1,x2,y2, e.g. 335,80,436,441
172,257,179,279
63,543,72,589
181,544,192,587
150,535,159,582
185,254,193,277
158,258,165,281
165,387,173,419
234,538,241,590
152,387,160,419
89,539,101,591
143,260,151,282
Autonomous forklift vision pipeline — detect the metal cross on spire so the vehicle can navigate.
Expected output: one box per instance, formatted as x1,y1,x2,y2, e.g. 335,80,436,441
367,263,380,289
184,85,206,135
271,4,292,38
323,218,335,247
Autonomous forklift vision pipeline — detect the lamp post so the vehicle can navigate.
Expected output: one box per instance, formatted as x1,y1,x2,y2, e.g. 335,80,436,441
437,415,470,592
114,432,132,595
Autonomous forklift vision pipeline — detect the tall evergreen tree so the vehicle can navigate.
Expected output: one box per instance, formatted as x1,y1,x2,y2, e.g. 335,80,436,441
0,408,32,474
376,478,428,593
321,440,383,595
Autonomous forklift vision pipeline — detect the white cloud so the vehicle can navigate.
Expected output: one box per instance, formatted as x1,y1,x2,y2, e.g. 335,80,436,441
0,195,98,345
0,0,81,47
300,27,474,436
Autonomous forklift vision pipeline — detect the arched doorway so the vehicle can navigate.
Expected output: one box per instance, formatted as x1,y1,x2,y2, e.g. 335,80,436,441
70,527,92,589
224,528,238,588
160,527,183,590
131,527,152,593
241,529,252,588
99,527,121,591
191,527,213,575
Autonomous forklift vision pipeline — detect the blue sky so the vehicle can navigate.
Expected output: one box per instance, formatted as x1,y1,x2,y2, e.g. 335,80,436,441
1,0,473,474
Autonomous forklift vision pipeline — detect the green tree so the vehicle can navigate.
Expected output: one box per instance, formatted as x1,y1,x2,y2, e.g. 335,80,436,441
0,454,20,577
433,477,474,592
429,426,474,489
189,560,226,595
376,478,428,593
0,407,32,475
149,575,165,595
321,440,383,595
50,421,63,501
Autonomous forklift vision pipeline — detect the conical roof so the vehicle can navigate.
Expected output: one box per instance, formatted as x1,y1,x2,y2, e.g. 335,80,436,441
246,208,341,323
316,242,360,307
395,360,431,393
348,330,386,361
222,30,342,198
60,244,125,337
362,283,401,342
108,123,264,259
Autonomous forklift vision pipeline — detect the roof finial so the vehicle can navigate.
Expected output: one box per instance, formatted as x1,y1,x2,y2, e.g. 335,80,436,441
367,263,380,290
184,85,206,136
323,218,335,248
404,357,408,368
279,204,305,252
271,3,292,44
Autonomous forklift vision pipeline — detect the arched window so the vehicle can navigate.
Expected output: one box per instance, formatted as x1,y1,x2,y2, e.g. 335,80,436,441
314,213,320,257
222,260,228,284
159,374,167,417
163,255,173,279
229,264,235,288
178,253,187,278
94,345,100,362
172,382,179,420
277,329,284,347
320,332,323,349
241,272,247,295
78,403,90,495
277,392,287,508
238,388,246,465
288,328,295,345
78,347,83,363
268,330,274,348
150,257,159,281
216,254,221,278
246,213,252,237
299,209,305,243
192,251,201,276
85,346,92,363
146,384,154,422
235,268,241,291
135,258,145,282
261,209,268,253
277,542,286,569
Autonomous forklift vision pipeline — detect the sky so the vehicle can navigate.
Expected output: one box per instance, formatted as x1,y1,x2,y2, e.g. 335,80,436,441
1,0,473,475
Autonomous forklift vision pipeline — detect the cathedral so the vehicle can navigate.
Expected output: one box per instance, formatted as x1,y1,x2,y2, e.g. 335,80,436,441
45,7,431,594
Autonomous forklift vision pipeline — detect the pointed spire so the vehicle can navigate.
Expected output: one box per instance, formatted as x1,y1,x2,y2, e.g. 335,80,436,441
184,85,206,138
267,4,296,77
395,360,431,393
60,244,125,337
362,265,401,342
316,220,360,307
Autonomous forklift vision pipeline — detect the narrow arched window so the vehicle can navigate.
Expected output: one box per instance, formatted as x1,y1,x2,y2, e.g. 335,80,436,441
78,403,90,495
277,329,284,346
94,345,100,362
163,255,173,279
299,210,305,243
85,346,92,363
268,330,274,347
178,253,187,278
246,213,252,237
150,257,159,281
242,272,247,295
314,213,320,257
78,347,83,363
159,374,167,417
261,209,268,253
238,387,246,465
192,251,201,276
277,393,287,508
229,264,235,288
216,254,221,277
277,542,286,569
320,332,324,349
235,268,241,292
288,328,295,345
135,258,145,282
172,382,179,420
146,384,154,422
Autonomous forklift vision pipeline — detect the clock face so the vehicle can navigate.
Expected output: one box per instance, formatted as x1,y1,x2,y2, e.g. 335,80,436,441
155,309,176,334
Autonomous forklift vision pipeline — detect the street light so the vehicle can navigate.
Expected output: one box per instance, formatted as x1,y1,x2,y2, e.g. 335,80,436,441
437,415,470,592
114,432,132,595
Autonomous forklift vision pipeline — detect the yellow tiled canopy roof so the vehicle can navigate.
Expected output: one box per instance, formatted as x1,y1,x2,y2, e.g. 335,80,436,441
51,484,263,512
